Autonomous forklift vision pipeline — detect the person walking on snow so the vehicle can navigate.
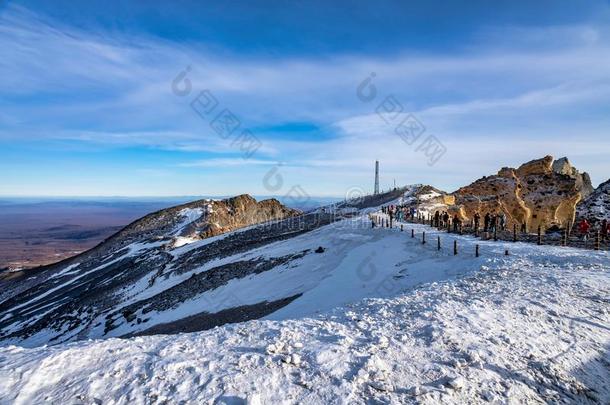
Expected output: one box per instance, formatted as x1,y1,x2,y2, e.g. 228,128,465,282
443,212,450,229
490,213,497,232
601,218,610,242
499,212,506,231
578,218,591,241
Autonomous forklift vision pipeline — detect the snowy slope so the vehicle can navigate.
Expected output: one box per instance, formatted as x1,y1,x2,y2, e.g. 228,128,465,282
0,190,406,346
578,179,610,222
0,216,608,404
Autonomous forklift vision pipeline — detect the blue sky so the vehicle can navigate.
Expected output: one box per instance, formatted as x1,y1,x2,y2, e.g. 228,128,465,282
1,1,610,197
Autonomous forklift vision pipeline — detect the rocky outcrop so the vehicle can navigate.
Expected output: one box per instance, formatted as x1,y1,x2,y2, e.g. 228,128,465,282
404,156,592,231
551,157,594,198
191,194,299,239
448,156,593,231
577,179,610,222
104,194,300,249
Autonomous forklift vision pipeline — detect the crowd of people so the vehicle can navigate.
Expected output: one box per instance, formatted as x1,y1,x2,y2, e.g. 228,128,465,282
433,210,507,234
381,204,416,223
380,203,609,245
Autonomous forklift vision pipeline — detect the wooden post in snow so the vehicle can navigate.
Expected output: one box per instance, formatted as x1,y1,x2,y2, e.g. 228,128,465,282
453,240,458,255
475,244,480,257
595,231,600,251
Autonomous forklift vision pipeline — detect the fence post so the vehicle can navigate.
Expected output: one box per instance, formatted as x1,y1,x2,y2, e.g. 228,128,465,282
437,236,441,250
422,231,426,244
537,225,542,245
401,224,403,232
411,229,415,238
513,224,517,242
505,249,509,256
595,231,600,251
453,240,458,255
475,244,480,257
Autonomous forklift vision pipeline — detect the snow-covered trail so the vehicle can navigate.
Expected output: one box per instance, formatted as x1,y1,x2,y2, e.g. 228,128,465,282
0,214,608,404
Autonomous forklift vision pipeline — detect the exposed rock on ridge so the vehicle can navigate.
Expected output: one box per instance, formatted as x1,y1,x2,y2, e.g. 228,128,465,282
407,156,594,231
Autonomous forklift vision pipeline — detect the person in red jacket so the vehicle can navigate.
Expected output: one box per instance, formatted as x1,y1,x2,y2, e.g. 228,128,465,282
578,218,591,240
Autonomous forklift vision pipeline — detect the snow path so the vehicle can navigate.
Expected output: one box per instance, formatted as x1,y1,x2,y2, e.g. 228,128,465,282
0,217,608,404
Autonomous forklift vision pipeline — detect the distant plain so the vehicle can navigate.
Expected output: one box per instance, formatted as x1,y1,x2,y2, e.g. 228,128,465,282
0,196,339,270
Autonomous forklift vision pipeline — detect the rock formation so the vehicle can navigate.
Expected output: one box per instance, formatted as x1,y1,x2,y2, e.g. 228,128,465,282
169,194,300,246
407,156,593,232
95,194,300,251
552,157,594,198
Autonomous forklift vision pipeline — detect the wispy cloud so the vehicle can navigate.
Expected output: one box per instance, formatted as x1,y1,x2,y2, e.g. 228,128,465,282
179,158,277,168
1,3,610,196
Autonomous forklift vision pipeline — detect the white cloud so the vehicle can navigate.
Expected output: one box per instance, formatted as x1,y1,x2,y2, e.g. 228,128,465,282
179,158,277,168
1,4,610,196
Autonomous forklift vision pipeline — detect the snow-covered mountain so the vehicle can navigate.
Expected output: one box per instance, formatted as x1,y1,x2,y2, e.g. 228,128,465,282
578,179,610,222
0,190,406,347
0,212,608,404
0,180,608,404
